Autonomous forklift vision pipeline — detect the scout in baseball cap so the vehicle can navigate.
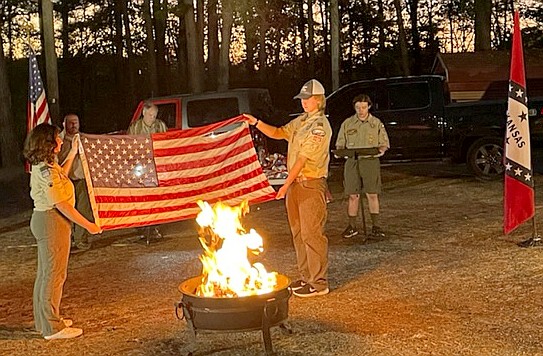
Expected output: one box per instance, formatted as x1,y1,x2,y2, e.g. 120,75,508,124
293,79,325,99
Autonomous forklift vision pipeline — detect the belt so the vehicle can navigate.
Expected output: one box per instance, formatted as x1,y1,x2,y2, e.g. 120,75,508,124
295,176,323,183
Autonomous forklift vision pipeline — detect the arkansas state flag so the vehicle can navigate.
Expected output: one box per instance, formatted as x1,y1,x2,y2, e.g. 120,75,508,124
503,11,535,234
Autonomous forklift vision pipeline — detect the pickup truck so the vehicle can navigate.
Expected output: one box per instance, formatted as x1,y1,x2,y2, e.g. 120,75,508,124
326,75,543,180
128,88,287,184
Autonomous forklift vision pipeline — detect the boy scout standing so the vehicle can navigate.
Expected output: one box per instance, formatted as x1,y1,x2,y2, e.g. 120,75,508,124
336,94,390,239
244,79,332,298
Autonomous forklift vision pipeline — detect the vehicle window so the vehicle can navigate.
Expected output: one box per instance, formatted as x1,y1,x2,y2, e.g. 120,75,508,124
386,82,430,110
155,103,177,128
187,98,240,127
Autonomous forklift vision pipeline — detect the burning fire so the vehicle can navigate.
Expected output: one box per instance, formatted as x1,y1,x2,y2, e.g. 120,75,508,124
195,200,278,297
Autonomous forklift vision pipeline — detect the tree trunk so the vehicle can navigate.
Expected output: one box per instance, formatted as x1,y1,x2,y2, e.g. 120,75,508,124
244,14,257,75
330,0,339,90
142,0,159,96
41,0,60,123
0,34,18,167
207,0,219,89
218,0,234,91
257,14,269,82
407,0,421,74
154,0,169,95
176,11,188,93
121,0,136,107
307,0,315,77
184,0,204,93
298,0,307,76
475,0,492,51
377,0,386,50
393,0,410,76
59,2,70,58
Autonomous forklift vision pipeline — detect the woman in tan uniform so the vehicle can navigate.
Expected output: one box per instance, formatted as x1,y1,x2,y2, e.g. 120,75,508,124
245,79,332,298
24,123,101,340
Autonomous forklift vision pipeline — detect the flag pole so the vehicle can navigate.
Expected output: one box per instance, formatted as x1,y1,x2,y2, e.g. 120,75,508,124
518,217,541,247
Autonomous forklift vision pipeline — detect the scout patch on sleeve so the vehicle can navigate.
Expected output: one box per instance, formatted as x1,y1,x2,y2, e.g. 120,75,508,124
310,128,326,143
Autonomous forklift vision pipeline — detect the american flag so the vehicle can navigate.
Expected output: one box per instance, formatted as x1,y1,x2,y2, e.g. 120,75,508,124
80,116,276,231
503,11,534,234
27,51,51,131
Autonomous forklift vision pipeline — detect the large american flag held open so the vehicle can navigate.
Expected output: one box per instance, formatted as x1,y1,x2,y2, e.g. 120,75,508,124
503,11,534,234
80,116,276,231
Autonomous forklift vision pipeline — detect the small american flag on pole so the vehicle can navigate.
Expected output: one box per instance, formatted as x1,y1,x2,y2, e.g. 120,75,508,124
80,116,276,231
27,50,51,131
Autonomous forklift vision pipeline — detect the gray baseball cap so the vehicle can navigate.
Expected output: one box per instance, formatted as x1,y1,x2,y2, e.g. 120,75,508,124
293,79,325,99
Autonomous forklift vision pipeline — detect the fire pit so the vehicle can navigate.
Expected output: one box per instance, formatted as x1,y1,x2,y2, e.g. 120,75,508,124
175,274,291,355
174,200,293,355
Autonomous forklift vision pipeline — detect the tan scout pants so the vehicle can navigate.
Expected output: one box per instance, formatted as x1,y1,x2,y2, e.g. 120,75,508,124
31,209,71,336
285,178,329,291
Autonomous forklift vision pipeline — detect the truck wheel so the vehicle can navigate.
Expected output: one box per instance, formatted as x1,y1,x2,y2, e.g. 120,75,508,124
466,137,504,181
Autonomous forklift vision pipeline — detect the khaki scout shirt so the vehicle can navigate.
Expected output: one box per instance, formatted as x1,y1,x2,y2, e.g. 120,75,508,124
58,134,85,181
336,113,389,150
30,162,75,211
278,111,331,179
127,118,168,135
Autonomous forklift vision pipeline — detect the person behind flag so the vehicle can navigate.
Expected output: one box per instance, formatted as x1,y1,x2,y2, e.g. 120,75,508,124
127,101,167,241
244,79,332,298
127,100,167,135
58,114,95,253
23,123,101,340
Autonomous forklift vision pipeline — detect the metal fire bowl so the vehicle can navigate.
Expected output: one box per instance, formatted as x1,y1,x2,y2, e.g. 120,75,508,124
178,274,291,332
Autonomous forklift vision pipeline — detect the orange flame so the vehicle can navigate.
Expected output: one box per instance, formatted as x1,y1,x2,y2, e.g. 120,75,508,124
195,200,278,297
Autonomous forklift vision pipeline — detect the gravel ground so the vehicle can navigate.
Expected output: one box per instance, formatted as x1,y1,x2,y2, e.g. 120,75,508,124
1,162,543,355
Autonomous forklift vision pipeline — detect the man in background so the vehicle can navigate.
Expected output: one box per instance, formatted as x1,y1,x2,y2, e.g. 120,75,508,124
58,113,95,252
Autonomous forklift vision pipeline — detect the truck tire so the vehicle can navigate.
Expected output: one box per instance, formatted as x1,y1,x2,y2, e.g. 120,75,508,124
466,137,504,181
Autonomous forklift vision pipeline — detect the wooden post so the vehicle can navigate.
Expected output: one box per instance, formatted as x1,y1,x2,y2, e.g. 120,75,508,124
41,0,60,123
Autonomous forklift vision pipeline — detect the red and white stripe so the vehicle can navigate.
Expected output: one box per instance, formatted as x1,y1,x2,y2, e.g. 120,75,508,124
83,116,276,230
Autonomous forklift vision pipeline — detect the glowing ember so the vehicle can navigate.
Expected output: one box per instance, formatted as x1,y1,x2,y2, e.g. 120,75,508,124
195,200,278,297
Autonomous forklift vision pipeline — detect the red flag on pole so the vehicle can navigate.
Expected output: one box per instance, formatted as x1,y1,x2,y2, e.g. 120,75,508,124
503,11,535,234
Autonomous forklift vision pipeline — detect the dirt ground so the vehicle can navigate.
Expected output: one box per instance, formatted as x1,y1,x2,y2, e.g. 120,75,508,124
1,161,543,356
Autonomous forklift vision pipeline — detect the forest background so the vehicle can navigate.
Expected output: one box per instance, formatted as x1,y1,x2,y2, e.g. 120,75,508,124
0,0,542,169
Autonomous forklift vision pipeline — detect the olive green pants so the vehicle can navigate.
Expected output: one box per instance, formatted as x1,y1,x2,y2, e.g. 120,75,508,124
72,179,94,247
285,178,329,291
31,209,71,337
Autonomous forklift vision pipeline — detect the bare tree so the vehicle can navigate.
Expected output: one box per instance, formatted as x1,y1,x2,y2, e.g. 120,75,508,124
184,0,204,93
307,0,315,77
218,0,234,91
330,0,339,90
475,0,492,51
0,33,18,167
142,0,159,95
41,0,60,122
207,0,220,88
393,0,410,76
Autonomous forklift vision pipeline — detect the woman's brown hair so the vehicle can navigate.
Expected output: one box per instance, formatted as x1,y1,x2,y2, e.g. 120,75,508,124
23,123,60,165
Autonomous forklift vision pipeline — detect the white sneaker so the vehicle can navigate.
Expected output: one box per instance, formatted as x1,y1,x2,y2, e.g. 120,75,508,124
44,327,83,340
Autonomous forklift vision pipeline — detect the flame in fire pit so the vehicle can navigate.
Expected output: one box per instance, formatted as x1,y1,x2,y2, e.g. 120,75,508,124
195,200,278,297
